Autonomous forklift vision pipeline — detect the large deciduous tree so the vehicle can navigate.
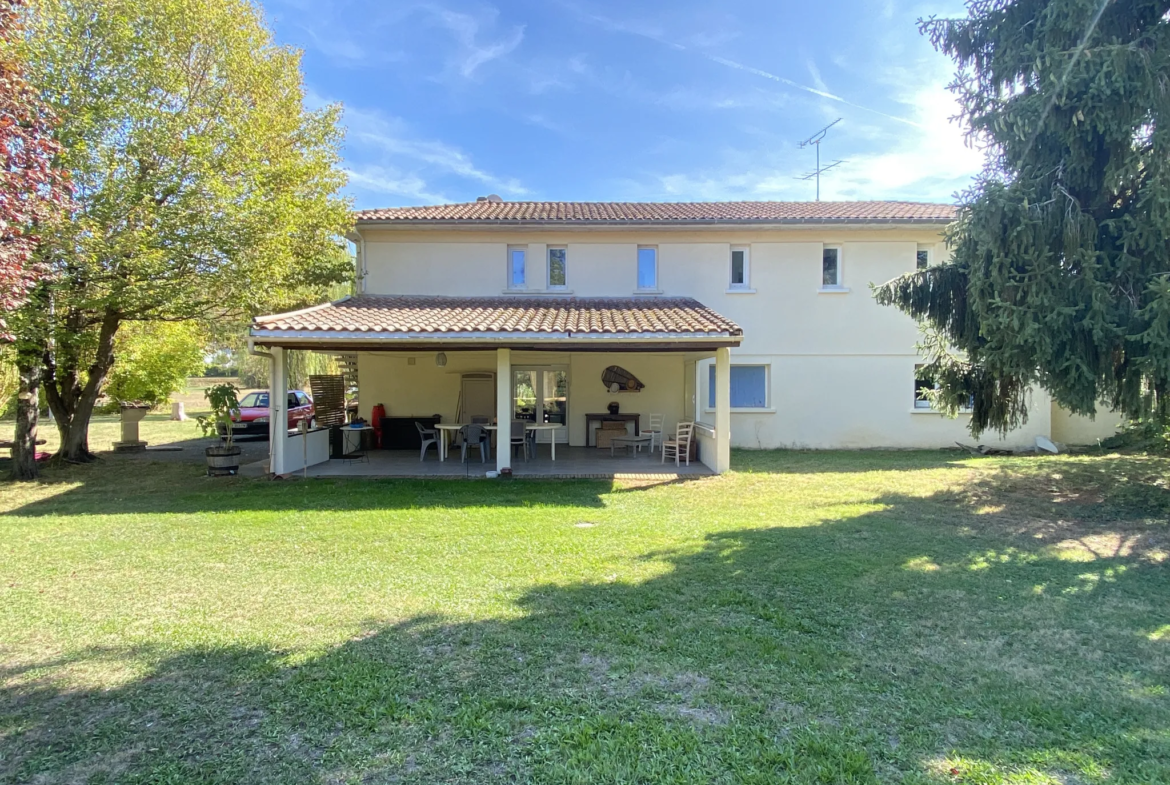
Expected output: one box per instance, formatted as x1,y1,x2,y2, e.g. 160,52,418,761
0,0,70,479
16,0,351,466
874,0,1170,435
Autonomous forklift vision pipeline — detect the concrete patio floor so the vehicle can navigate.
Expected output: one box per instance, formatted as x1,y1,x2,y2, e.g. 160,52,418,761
244,445,712,480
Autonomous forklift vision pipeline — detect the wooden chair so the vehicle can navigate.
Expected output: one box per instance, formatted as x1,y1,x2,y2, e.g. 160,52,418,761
662,421,695,467
641,413,664,453
460,424,491,463
415,421,439,462
509,420,530,461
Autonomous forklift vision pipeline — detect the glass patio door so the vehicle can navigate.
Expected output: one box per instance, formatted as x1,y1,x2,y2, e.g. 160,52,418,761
512,367,568,443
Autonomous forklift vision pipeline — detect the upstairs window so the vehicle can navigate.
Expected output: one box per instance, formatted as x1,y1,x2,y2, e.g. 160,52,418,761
508,246,526,289
637,246,658,290
730,246,750,289
822,246,842,287
708,364,769,409
548,246,567,288
916,245,930,270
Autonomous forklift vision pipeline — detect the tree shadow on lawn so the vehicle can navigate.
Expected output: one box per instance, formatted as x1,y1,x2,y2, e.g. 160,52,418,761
3,465,1168,784
0,459,621,516
0,448,1013,518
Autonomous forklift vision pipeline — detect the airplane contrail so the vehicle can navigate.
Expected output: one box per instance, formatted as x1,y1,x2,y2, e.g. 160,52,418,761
705,55,923,128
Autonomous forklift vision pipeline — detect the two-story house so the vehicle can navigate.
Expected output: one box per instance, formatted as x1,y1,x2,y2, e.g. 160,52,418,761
249,198,1118,476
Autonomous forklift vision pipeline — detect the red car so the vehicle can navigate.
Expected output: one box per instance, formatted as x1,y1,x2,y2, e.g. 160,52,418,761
218,390,315,438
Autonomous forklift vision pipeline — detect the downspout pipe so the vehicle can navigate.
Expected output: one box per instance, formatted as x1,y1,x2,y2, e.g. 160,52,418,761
347,228,367,294
247,337,271,360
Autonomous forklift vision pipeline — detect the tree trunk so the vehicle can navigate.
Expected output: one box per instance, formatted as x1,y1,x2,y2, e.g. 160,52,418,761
11,357,41,481
43,308,121,464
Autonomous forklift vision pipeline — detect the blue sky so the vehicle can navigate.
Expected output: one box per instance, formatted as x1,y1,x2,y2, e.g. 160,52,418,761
265,0,981,210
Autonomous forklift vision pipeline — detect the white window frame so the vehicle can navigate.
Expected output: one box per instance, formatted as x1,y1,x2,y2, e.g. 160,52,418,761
547,246,568,290
704,361,773,413
728,245,753,292
512,365,570,443
913,363,934,410
911,362,974,414
507,245,527,290
636,245,660,293
820,245,846,292
916,245,931,270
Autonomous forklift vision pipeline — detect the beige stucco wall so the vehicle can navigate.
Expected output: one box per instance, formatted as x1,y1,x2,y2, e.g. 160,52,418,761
694,354,1049,450
357,349,695,448
354,225,1081,450
1050,403,1122,446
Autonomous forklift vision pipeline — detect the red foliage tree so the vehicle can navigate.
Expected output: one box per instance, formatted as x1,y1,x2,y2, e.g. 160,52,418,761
0,0,68,338
1,0,69,479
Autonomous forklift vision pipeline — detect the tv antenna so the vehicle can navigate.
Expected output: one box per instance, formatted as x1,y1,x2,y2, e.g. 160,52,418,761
797,118,844,201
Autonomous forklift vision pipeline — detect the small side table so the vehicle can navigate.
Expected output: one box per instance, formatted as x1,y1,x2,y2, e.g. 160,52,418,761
610,434,653,457
341,425,374,462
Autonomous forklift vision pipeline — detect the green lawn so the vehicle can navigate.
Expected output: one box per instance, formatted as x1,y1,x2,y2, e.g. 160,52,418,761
1,450,1167,784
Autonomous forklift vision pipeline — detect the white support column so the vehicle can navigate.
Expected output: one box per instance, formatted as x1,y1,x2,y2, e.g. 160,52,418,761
715,346,731,473
269,347,287,476
496,348,512,473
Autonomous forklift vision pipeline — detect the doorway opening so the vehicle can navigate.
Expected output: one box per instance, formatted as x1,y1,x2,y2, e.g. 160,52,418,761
512,367,569,443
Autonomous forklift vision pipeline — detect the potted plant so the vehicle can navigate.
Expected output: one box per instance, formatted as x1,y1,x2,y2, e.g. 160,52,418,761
196,382,242,476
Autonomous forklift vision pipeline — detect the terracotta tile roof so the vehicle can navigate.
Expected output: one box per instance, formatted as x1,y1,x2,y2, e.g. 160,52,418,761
353,200,956,225
253,295,742,337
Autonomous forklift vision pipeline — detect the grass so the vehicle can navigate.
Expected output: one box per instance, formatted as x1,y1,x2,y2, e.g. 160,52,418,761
27,376,259,455
1,448,1168,783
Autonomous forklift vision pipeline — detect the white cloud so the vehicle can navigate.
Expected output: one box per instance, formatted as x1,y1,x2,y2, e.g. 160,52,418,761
559,1,923,127
341,103,528,204
297,25,368,63
345,167,450,204
429,6,525,77
820,82,983,200
627,78,982,203
806,59,829,95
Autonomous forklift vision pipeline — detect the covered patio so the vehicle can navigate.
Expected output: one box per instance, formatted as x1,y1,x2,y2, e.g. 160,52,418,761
248,295,742,479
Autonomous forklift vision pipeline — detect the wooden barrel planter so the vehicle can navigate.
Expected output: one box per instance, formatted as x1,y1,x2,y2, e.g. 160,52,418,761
205,445,242,477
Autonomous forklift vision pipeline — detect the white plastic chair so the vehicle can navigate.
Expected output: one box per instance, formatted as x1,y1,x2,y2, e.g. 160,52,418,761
415,421,439,461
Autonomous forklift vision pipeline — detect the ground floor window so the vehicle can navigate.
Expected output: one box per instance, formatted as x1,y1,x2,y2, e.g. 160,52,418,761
914,364,935,409
708,364,768,408
915,364,973,410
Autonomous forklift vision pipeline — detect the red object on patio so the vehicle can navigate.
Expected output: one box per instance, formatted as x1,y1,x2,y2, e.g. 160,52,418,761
371,403,387,447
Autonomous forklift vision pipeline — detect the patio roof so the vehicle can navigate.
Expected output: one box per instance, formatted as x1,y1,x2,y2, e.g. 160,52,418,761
250,295,743,352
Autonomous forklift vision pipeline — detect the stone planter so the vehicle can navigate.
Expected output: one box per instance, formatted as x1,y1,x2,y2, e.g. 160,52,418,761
205,444,242,477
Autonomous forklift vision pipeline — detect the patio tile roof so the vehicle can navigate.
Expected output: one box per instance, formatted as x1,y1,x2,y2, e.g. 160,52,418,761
354,200,956,224
253,295,743,337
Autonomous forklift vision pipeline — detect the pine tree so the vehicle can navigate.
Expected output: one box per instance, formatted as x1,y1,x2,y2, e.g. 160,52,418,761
875,0,1170,435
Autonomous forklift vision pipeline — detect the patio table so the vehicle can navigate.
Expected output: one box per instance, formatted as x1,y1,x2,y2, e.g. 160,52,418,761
525,423,560,461
609,433,653,457
435,423,496,462
435,423,560,461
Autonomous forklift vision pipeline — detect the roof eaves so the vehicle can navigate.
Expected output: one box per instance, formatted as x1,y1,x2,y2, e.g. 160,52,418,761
252,295,352,326
353,217,954,229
